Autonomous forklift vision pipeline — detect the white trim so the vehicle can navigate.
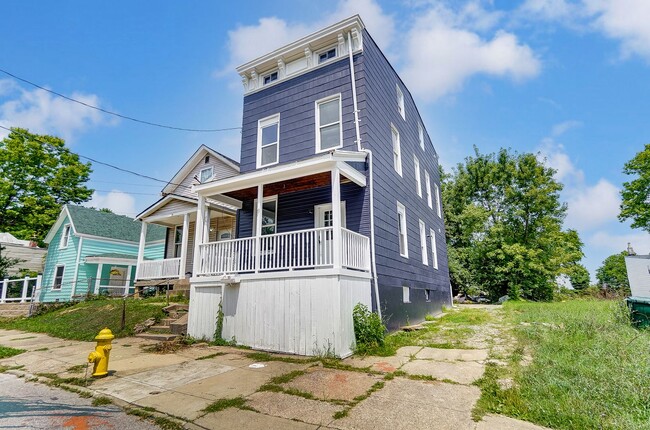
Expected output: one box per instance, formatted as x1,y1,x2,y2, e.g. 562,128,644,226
430,228,439,270
397,85,405,121
419,219,428,266
52,264,65,291
414,156,422,198
418,123,425,150
70,237,83,298
425,171,432,209
59,224,72,249
256,113,281,168
190,267,372,285
199,166,214,183
391,124,402,177
252,195,278,236
316,44,339,65
162,145,239,195
434,183,442,218
173,224,183,258
44,206,76,244
194,151,367,196
74,233,163,246
314,202,347,228
397,201,408,258
402,286,410,303
85,256,137,265
261,69,279,86
315,94,343,153
137,194,199,220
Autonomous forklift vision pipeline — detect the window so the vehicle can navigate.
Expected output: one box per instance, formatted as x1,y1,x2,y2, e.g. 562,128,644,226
434,183,442,217
425,171,433,209
418,123,425,150
397,202,408,258
392,125,402,176
414,156,422,198
419,220,429,266
257,114,280,167
425,289,431,302
53,265,65,290
263,71,278,85
316,95,342,152
397,85,405,120
318,47,337,64
173,226,183,258
199,167,213,183
60,224,71,248
402,286,410,303
253,196,277,236
430,228,439,269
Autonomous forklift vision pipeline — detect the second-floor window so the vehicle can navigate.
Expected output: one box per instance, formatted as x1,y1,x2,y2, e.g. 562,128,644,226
316,95,342,152
418,123,425,150
199,166,213,183
397,85,405,120
430,228,439,269
60,224,71,248
434,183,442,218
414,156,422,198
392,125,402,176
397,201,408,258
419,219,428,266
257,114,280,168
425,171,433,209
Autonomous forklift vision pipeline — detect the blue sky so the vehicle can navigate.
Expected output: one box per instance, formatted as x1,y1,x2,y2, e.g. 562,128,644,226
1,0,648,279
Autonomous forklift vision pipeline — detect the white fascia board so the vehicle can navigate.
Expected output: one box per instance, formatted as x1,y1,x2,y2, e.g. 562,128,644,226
137,194,197,220
207,195,243,210
44,206,76,244
337,161,366,187
194,151,367,197
76,233,139,246
236,15,364,74
85,256,137,265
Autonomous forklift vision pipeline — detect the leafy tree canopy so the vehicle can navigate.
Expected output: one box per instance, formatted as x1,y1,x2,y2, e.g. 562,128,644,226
568,263,591,290
0,128,93,243
442,147,583,301
619,143,650,232
596,252,630,291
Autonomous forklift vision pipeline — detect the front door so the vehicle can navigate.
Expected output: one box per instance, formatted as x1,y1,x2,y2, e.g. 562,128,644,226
314,202,346,265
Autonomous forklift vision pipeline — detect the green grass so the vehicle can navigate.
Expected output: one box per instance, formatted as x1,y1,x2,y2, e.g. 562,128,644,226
0,345,25,359
195,352,227,360
475,300,650,430
0,298,168,341
202,397,248,413
91,396,113,406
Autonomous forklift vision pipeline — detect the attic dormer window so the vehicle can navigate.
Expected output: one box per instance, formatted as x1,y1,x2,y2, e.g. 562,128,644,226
204,155,210,164
318,47,337,64
199,167,213,183
263,71,278,85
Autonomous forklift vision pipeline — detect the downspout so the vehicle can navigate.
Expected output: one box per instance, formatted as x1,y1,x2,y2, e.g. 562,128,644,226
348,32,381,320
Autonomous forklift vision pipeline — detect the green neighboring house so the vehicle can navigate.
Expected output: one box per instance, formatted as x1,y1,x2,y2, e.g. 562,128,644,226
40,205,166,302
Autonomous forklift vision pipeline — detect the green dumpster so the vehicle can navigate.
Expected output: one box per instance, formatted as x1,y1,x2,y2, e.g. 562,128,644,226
626,297,650,328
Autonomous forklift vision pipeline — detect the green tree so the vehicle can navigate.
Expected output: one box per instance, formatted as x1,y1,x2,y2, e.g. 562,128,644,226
568,263,591,290
441,147,583,301
596,252,630,291
619,144,650,232
0,245,22,279
0,128,93,242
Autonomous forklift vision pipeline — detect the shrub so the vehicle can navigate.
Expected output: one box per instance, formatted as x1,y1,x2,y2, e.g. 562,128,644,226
352,303,385,354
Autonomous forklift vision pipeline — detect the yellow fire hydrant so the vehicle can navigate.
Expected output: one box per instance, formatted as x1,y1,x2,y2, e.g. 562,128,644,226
88,328,114,377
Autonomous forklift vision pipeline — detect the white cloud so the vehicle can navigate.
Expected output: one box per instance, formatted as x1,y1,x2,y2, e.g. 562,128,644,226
552,120,582,136
87,190,137,217
565,178,620,230
519,0,581,22
538,138,584,184
584,0,650,61
218,0,394,77
401,5,540,101
0,79,110,141
588,230,650,254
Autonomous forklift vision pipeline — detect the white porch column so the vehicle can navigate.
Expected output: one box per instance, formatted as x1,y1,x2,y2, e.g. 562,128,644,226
254,184,264,273
94,263,103,294
179,212,190,279
135,221,148,280
33,275,42,303
193,195,206,275
331,167,342,269
1,279,8,303
20,277,29,303
124,265,132,296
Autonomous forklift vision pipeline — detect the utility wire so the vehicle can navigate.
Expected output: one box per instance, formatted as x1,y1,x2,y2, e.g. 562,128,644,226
0,68,242,133
0,124,192,190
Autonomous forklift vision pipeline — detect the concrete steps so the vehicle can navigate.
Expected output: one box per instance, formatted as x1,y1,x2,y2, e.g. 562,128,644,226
0,303,31,318
135,303,188,341
135,333,179,342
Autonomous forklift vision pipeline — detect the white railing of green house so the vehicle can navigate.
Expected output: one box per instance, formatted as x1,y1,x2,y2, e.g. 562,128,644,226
196,227,370,276
137,258,182,280
1,275,42,303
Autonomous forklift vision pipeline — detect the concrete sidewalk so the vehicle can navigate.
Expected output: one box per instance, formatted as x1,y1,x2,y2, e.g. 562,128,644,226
0,328,550,430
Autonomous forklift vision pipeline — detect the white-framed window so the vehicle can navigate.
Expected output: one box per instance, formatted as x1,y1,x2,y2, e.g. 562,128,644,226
391,125,402,176
59,224,71,249
397,85,405,120
418,123,425,150
414,156,422,198
199,166,213,183
262,70,278,85
434,183,442,218
402,286,410,303
425,171,433,209
430,228,439,269
397,201,408,258
419,219,429,266
318,46,337,64
425,289,431,302
53,265,65,290
257,114,280,168
173,225,183,258
315,94,342,152
253,195,278,236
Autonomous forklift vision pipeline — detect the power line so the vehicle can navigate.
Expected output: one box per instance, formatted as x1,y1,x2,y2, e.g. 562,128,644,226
92,189,161,196
89,180,163,188
0,68,243,133
0,124,192,190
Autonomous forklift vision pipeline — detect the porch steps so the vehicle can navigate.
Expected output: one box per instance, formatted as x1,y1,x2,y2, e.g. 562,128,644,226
135,303,188,341
0,303,31,318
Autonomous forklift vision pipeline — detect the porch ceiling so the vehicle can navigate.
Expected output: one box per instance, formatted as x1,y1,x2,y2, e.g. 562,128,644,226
225,172,354,200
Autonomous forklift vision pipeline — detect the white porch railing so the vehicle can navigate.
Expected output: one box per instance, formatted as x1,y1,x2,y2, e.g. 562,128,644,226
196,227,370,276
1,276,42,303
137,258,182,280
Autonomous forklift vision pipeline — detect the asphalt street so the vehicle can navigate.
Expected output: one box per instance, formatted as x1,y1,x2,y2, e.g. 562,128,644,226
0,373,159,429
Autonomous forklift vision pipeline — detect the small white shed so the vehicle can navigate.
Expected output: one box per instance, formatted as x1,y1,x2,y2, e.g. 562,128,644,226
625,255,650,298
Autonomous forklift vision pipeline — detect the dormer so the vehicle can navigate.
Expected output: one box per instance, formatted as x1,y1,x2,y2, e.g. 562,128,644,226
237,16,364,95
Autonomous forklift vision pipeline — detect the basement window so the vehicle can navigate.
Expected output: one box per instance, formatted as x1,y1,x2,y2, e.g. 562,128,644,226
425,289,431,302
403,286,411,303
